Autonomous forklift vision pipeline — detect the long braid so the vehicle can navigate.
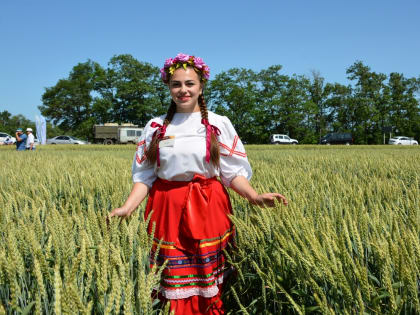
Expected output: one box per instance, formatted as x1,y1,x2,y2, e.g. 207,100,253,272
145,100,177,164
199,94,220,167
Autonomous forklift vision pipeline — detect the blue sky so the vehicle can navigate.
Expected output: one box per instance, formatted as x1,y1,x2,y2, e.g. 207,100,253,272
1,0,419,120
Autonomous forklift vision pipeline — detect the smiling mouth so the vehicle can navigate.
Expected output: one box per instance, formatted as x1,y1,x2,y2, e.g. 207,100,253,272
178,96,191,101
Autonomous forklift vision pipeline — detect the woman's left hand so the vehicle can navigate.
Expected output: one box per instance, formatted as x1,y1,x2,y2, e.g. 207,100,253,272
250,193,288,207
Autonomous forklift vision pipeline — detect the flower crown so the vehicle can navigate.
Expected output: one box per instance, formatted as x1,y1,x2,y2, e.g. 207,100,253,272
160,53,210,84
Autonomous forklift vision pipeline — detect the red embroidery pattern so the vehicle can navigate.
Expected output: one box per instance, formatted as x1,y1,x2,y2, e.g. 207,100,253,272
136,140,147,164
219,135,247,157
137,140,145,148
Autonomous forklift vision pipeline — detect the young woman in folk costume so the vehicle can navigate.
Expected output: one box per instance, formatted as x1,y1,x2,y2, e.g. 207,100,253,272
110,53,288,314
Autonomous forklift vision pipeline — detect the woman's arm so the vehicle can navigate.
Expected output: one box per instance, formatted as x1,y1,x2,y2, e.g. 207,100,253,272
230,175,288,207
109,182,150,218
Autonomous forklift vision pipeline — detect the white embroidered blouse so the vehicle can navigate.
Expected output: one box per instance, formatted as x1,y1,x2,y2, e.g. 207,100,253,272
132,111,252,188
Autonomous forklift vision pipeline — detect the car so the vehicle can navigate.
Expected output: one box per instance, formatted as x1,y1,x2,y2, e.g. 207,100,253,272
46,135,88,145
388,136,418,145
270,134,298,144
0,132,16,145
320,133,353,145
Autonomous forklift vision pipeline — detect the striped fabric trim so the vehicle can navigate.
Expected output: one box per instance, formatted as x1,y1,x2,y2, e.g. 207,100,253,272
162,283,220,299
162,269,225,289
219,135,247,157
164,267,224,279
152,229,233,249
152,238,175,245
199,228,233,244
153,254,225,271
152,228,233,247
163,280,217,288
135,140,147,164
152,248,222,259
160,269,231,299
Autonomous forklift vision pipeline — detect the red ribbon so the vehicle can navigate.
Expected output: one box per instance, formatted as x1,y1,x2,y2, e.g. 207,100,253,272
179,174,209,246
201,119,221,163
150,122,167,167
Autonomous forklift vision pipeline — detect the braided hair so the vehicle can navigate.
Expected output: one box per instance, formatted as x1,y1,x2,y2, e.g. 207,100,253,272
198,94,220,167
145,100,176,164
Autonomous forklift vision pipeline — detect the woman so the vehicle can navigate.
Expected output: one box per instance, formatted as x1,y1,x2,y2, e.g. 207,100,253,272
110,53,288,314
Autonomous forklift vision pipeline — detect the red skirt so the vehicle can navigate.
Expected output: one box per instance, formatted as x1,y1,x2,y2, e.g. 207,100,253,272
145,174,234,315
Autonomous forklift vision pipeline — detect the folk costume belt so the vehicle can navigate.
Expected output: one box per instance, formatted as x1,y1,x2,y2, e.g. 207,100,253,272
155,174,219,251
156,174,217,239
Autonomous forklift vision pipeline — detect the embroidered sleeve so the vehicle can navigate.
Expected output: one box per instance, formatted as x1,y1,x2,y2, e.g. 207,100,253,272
218,116,252,187
132,119,158,188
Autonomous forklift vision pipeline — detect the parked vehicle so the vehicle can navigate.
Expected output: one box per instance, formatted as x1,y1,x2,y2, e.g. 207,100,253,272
0,132,16,144
47,136,88,145
320,133,353,145
93,123,144,144
388,136,418,145
270,134,298,145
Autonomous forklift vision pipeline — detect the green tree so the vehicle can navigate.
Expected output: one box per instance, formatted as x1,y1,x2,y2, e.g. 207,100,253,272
308,71,330,142
0,112,34,136
40,55,169,139
0,110,12,127
257,65,289,142
101,54,169,126
324,83,353,133
39,60,102,139
386,73,420,139
277,75,312,142
346,61,388,144
208,68,263,143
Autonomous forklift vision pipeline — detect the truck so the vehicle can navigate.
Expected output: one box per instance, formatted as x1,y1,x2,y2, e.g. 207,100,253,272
93,123,144,144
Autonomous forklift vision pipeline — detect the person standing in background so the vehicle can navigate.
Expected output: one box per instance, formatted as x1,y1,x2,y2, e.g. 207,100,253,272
15,128,27,151
25,128,35,150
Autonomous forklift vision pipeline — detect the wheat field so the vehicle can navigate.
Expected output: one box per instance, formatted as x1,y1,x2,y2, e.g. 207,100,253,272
0,145,419,314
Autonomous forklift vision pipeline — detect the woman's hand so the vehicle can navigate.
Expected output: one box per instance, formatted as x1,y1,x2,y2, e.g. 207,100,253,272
107,182,150,220
109,206,131,218
230,176,288,208
250,193,288,207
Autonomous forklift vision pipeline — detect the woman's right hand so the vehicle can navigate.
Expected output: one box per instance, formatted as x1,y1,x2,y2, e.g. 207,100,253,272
108,182,150,220
109,206,131,218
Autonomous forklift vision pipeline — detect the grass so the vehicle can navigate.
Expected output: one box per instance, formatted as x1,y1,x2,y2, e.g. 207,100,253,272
0,144,419,314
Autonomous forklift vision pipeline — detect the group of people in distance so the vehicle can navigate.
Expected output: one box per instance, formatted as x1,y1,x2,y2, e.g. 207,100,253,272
110,53,288,314
15,127,36,151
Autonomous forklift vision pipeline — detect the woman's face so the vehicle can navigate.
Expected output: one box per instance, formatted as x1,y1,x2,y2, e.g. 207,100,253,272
169,67,203,113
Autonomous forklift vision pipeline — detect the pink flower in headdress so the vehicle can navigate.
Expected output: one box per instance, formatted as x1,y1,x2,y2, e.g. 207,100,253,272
174,53,190,62
164,58,174,68
202,65,210,80
193,57,205,69
160,68,167,81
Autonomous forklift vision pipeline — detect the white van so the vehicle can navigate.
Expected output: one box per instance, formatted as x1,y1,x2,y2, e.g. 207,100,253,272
0,132,16,145
270,134,298,145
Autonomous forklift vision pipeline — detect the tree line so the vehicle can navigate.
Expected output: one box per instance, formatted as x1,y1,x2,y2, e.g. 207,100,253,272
0,111,63,138
3,54,420,144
